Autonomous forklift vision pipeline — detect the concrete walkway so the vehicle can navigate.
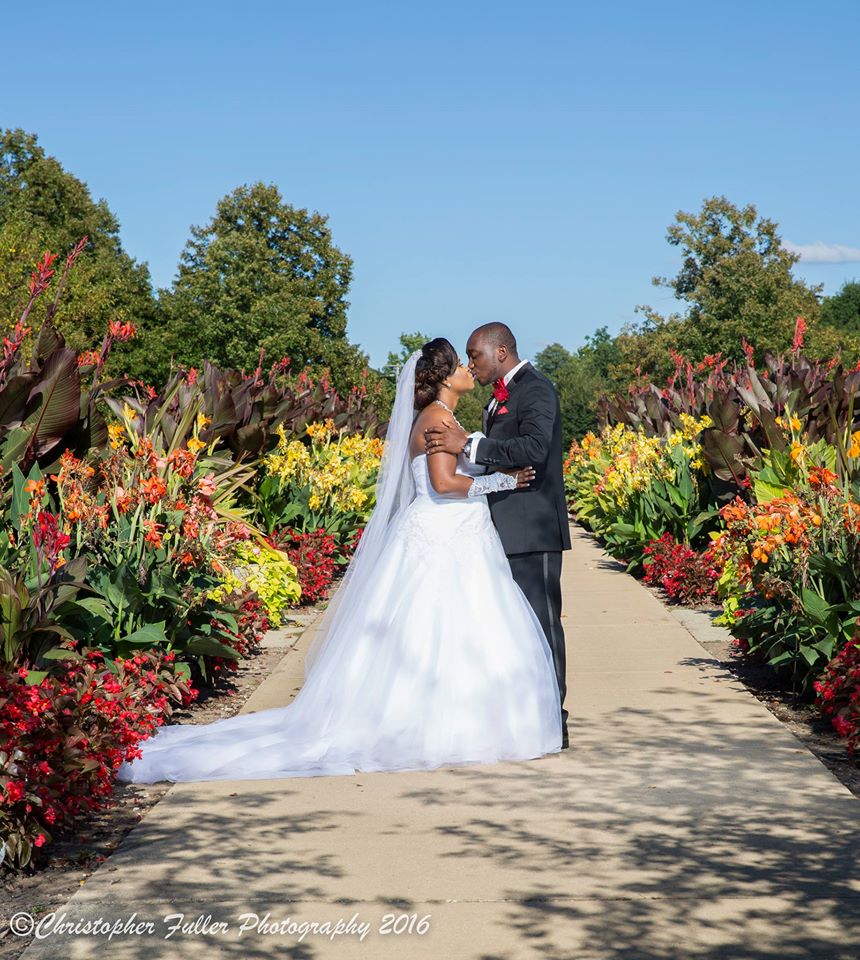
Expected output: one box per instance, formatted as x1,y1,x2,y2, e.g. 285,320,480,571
16,525,860,959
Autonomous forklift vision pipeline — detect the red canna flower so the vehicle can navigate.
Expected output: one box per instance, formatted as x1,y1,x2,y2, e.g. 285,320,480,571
28,251,59,297
77,350,101,367
108,320,137,342
792,315,807,353
32,511,71,569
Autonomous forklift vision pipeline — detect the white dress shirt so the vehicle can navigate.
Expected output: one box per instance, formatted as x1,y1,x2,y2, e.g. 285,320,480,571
467,359,530,463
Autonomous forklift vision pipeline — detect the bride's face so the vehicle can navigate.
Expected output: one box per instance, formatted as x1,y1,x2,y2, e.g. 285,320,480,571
449,359,476,394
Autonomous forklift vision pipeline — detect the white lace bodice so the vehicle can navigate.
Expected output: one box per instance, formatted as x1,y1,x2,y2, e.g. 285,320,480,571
410,452,485,502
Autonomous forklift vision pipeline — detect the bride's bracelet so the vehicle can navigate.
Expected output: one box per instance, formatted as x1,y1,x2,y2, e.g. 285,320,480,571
467,472,518,497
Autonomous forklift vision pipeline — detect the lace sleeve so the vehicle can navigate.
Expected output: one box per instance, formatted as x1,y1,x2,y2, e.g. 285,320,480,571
467,472,517,497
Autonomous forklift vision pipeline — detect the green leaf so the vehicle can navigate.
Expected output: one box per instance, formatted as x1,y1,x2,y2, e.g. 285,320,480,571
799,645,822,667
41,647,84,660
68,597,113,621
185,635,241,659
210,610,239,633
753,478,791,503
800,588,832,626
22,670,49,685
768,650,795,666
811,637,838,659
118,621,168,648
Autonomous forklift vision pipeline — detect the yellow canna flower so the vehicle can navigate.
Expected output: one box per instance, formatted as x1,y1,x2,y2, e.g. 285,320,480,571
107,422,125,450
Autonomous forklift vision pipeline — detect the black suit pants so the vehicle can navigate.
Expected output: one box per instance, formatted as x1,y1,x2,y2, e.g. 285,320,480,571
507,551,567,730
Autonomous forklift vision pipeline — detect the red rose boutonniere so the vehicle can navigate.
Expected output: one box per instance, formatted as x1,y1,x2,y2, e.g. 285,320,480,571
493,378,509,403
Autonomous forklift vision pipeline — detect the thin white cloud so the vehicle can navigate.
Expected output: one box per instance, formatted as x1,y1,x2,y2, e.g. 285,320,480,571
785,240,860,264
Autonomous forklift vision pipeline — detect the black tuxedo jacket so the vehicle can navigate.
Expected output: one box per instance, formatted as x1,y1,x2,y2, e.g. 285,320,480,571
476,362,572,555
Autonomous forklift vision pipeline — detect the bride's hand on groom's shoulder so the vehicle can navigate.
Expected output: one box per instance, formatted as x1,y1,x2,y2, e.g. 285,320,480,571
425,420,467,456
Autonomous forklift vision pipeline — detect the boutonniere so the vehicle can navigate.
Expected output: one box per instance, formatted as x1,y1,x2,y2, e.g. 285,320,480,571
493,378,509,403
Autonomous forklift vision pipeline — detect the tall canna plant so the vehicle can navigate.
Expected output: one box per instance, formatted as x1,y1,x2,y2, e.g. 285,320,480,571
0,238,135,476
597,320,860,499
106,359,385,468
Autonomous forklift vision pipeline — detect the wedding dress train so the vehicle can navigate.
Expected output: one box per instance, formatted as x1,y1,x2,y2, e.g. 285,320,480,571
116,450,563,783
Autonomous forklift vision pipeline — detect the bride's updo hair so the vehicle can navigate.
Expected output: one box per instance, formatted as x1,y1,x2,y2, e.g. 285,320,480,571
414,338,458,410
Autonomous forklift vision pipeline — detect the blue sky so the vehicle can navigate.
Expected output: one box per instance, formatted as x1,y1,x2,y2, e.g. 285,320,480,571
3,0,859,367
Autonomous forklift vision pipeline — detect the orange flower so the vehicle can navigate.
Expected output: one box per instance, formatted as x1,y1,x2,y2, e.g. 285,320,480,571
143,520,164,548
140,476,167,504
753,514,780,532
808,466,839,488
114,487,134,514
24,478,46,498
168,447,196,479
720,498,749,525
181,515,200,538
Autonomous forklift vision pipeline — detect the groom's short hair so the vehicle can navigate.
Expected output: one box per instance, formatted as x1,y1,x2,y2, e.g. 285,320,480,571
472,322,518,355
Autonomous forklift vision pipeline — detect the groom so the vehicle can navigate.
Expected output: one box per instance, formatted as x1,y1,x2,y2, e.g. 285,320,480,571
425,322,572,748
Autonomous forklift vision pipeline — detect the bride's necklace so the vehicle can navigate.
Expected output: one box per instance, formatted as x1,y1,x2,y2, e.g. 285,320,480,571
434,398,466,433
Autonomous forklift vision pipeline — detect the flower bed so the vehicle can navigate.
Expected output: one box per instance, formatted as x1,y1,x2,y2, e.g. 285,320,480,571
0,648,195,870
566,336,860,759
0,243,388,871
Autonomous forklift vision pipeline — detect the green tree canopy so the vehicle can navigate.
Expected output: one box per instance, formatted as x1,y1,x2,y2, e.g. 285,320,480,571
535,327,624,447
617,196,858,382
821,281,860,335
385,331,430,380
142,182,370,390
0,128,155,356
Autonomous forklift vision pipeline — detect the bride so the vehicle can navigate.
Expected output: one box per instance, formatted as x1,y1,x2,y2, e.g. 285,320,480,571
116,338,563,783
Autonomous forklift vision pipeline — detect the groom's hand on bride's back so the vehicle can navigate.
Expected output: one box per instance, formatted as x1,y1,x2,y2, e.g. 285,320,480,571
425,419,467,456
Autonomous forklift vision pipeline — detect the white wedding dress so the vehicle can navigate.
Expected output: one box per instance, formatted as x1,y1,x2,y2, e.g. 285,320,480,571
116,359,563,784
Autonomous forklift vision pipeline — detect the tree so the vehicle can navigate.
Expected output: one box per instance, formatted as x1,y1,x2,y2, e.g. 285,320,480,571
143,182,369,390
0,128,155,359
623,196,860,380
535,327,624,447
385,331,430,380
821,281,860,335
